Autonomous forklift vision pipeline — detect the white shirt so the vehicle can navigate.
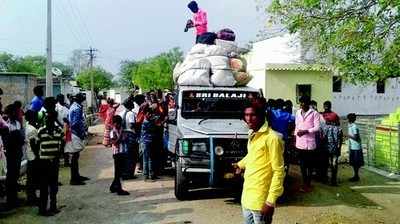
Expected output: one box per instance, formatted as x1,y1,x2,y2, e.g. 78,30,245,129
25,124,38,161
118,108,136,132
56,103,69,125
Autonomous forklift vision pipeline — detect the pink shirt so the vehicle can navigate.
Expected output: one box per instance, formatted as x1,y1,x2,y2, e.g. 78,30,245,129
194,9,208,35
295,109,320,150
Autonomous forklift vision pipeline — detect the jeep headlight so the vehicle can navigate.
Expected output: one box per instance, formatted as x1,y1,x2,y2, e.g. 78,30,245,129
215,146,224,156
192,142,207,153
181,140,189,155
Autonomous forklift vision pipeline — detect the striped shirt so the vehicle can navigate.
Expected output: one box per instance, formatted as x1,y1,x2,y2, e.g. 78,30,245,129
38,126,63,160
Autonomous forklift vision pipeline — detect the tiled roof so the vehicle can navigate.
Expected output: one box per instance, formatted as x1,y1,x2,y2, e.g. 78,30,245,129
265,63,329,72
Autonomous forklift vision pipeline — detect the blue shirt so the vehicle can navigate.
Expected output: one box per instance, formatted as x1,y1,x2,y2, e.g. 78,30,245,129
270,109,295,140
348,123,361,150
68,102,86,140
30,96,44,112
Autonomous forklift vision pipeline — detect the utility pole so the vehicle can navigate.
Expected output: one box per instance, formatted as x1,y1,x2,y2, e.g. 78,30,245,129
85,47,98,109
46,0,53,97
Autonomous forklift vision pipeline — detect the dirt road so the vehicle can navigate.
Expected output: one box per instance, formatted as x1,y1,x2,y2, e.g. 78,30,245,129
1,125,400,224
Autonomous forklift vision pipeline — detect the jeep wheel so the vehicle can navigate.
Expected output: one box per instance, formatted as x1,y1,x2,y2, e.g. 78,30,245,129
174,160,188,200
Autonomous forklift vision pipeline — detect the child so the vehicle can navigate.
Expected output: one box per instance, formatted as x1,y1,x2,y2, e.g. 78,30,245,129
109,115,130,196
347,113,363,182
140,105,159,182
37,110,63,216
25,110,40,205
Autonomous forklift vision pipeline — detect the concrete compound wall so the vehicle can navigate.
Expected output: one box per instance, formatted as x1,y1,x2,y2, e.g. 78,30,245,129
0,73,37,109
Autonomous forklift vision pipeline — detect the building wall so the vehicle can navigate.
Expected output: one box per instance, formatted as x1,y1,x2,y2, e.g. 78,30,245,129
266,70,333,111
333,78,400,116
0,73,37,108
247,69,267,97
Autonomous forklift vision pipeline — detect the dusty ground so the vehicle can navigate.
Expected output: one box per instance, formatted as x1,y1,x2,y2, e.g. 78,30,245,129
0,125,399,224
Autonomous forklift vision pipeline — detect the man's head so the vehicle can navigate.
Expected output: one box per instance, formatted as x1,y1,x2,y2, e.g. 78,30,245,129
188,1,199,13
347,113,357,123
275,98,285,110
33,86,44,97
57,94,65,105
134,94,146,106
45,110,57,127
14,101,22,109
112,115,123,129
243,100,266,131
266,99,276,110
4,104,17,120
43,97,57,112
25,110,37,125
75,93,85,104
310,100,318,110
299,95,311,111
123,97,134,110
323,101,332,112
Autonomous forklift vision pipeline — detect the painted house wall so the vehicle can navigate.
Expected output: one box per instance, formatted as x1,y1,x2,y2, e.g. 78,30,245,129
333,78,400,116
266,70,332,111
0,73,37,108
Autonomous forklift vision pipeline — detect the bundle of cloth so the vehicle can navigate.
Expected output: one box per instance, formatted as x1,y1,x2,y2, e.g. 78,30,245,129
174,29,252,87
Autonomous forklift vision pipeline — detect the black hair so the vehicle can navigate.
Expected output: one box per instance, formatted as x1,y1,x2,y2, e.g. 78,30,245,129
75,93,85,103
57,94,65,104
25,110,37,124
310,100,317,106
43,97,57,112
275,98,285,110
347,113,357,123
323,101,332,108
188,1,199,13
33,86,44,97
112,115,122,125
299,95,311,105
4,104,16,118
14,101,22,108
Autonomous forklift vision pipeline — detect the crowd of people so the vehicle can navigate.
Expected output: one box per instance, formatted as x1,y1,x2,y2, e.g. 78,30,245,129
98,90,176,196
0,86,89,216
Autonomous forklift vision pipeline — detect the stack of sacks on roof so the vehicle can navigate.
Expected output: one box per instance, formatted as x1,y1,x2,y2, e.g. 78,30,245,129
174,31,252,87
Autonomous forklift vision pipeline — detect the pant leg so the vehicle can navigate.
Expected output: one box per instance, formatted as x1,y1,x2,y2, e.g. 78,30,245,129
242,208,255,224
5,152,19,207
330,155,339,184
298,150,308,186
143,143,153,177
111,154,123,190
49,159,59,210
39,160,50,213
26,160,37,202
70,152,80,181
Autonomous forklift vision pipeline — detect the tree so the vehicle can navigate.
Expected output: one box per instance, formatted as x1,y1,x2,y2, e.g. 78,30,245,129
119,47,183,91
0,52,73,78
76,67,113,93
266,0,400,83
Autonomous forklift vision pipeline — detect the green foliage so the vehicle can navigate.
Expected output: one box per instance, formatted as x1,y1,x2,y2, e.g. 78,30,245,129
266,0,400,83
76,67,113,93
118,47,183,91
0,52,73,78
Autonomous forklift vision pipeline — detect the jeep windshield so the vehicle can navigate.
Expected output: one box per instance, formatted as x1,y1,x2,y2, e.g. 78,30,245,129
181,90,260,119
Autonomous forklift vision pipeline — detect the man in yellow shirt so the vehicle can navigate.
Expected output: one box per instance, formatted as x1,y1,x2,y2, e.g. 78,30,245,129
234,101,285,224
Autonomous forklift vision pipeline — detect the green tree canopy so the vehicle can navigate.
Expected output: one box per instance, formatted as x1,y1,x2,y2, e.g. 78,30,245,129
76,67,113,93
267,0,400,83
0,52,73,78
118,47,183,91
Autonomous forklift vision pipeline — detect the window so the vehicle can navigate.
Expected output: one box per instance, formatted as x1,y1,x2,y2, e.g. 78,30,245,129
296,84,312,103
333,76,342,92
377,80,385,94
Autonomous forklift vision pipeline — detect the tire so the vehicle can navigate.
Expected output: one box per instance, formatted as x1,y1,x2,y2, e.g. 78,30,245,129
174,159,188,200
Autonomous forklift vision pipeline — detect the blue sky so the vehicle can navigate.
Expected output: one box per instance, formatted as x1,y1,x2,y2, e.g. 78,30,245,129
0,0,267,74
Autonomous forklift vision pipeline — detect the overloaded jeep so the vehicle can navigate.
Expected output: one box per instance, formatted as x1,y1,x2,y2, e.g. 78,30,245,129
167,86,261,200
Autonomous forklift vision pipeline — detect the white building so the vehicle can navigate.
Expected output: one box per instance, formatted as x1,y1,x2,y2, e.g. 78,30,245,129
246,34,400,116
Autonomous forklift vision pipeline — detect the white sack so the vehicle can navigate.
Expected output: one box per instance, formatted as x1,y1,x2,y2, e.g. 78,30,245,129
177,69,211,86
207,56,230,70
211,69,237,87
215,39,239,54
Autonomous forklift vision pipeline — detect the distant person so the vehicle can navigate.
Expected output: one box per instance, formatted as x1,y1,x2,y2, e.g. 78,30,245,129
310,100,318,112
3,104,25,210
320,120,343,186
186,1,208,43
37,110,63,216
233,100,285,224
67,93,89,185
109,115,130,196
347,113,363,182
30,86,45,113
56,94,70,167
284,100,293,115
24,110,40,206
321,101,340,126
103,98,118,147
98,97,109,122
295,96,320,192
